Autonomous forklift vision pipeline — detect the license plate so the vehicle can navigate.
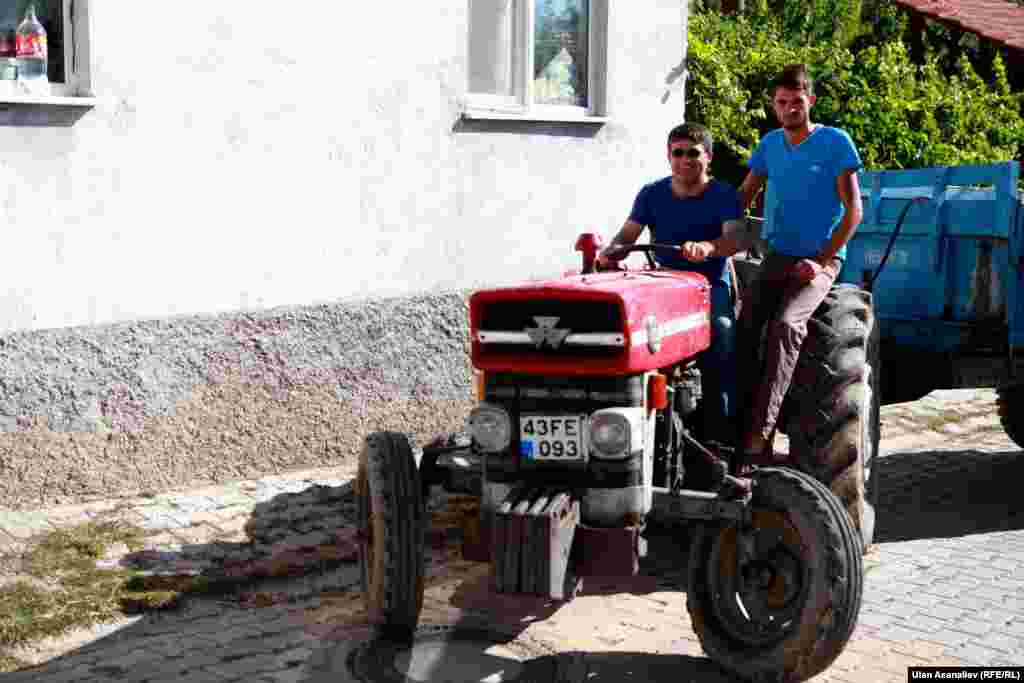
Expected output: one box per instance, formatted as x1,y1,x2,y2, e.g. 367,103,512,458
519,415,586,461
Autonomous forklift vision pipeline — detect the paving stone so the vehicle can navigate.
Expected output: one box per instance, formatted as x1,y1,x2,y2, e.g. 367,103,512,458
162,495,224,515
923,604,969,622
878,624,929,643
951,641,1010,666
135,508,191,531
949,618,997,638
919,582,971,600
924,629,974,649
205,653,289,678
0,510,53,540
973,632,1024,654
903,614,948,634
257,668,307,683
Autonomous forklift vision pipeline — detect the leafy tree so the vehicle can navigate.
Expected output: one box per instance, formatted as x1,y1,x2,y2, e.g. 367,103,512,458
685,2,1024,186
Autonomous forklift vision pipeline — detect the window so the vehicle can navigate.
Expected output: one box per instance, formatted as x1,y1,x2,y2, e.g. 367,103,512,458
466,0,606,120
0,0,91,99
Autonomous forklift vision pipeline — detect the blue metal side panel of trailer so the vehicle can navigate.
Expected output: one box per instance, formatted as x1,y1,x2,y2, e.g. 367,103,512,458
760,161,1024,352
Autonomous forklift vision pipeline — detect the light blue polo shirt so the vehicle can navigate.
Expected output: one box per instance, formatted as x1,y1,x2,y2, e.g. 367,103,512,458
748,126,862,260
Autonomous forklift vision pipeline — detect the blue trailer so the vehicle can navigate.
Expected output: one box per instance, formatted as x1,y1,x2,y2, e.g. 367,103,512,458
761,160,1024,446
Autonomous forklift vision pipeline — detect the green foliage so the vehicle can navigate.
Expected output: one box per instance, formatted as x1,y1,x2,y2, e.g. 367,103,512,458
686,2,1024,185
780,0,862,47
816,45,1024,170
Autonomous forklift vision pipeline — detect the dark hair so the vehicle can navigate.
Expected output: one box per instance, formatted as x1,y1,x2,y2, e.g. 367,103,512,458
770,63,814,97
667,122,713,154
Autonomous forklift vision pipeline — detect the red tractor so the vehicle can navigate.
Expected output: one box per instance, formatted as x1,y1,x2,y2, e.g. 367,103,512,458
356,233,879,682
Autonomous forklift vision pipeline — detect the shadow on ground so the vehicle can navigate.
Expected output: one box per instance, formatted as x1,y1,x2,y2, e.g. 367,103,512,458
874,447,1024,543
5,483,739,682
17,436,1024,680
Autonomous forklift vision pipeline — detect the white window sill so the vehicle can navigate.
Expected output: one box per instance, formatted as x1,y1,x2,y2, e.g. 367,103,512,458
0,87,98,126
461,107,609,124
0,93,98,107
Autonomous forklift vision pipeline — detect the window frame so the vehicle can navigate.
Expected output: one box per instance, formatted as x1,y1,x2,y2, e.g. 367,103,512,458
58,0,91,97
0,0,92,102
463,0,608,123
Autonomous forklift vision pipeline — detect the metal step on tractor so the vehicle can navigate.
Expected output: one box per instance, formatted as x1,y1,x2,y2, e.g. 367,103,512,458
354,224,880,681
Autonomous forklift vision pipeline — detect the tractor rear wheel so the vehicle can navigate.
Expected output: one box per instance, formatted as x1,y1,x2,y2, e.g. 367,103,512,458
687,467,863,682
357,431,426,639
781,284,880,550
997,382,1024,449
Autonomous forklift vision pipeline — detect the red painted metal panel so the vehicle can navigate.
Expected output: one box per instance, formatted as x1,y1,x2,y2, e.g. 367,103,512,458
470,269,711,375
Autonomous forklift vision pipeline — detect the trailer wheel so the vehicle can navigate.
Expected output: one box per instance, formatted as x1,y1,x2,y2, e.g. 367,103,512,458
357,431,426,639
997,382,1024,450
687,467,863,682
782,284,880,550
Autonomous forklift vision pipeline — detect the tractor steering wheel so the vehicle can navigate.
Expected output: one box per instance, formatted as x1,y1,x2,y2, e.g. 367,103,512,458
600,243,687,270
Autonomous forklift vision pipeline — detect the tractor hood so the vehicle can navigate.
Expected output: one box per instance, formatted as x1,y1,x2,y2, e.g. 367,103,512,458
469,269,712,375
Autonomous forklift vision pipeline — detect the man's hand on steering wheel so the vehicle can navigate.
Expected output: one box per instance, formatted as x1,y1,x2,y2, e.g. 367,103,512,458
596,243,631,271
597,241,710,270
680,240,713,263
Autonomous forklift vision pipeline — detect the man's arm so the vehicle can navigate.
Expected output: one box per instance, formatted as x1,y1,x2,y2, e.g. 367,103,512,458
681,173,763,260
814,169,862,266
679,218,750,262
597,219,645,265
739,171,766,211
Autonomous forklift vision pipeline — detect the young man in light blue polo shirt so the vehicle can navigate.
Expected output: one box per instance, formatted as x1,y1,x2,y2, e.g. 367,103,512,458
736,63,864,463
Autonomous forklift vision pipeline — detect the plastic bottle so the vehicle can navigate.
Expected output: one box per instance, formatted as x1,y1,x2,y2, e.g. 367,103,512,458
16,4,47,93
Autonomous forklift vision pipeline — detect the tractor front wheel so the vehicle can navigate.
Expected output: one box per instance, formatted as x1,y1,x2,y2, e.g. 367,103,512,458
357,431,426,639
687,467,863,682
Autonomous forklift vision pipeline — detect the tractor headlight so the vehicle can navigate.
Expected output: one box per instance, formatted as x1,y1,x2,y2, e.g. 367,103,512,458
468,403,512,452
589,410,631,458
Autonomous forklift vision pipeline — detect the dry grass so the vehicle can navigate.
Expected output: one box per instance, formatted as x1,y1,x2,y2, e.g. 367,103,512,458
0,519,226,673
0,521,143,657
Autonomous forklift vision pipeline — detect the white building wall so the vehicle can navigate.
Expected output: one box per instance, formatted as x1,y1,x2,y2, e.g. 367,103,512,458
0,1,687,333
0,0,688,331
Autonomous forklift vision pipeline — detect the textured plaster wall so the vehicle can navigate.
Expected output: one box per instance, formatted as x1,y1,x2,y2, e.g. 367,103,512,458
0,2,687,505
0,294,475,509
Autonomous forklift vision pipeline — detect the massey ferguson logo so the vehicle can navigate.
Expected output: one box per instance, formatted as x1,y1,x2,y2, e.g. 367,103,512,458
525,316,571,349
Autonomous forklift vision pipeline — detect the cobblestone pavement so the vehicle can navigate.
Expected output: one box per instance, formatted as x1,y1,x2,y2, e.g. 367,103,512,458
0,389,1021,682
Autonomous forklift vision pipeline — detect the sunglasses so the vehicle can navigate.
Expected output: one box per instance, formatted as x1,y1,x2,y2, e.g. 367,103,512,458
671,148,703,159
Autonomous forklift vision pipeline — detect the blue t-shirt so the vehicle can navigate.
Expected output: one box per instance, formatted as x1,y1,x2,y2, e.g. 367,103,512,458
748,126,862,260
628,177,743,287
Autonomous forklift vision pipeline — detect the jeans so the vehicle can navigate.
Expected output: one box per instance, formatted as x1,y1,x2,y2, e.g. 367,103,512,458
697,281,736,440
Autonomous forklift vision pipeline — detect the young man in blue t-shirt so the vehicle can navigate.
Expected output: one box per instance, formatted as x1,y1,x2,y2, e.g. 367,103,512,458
736,63,864,463
597,122,745,440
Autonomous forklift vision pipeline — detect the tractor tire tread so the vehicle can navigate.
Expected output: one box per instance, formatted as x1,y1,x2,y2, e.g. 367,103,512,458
781,284,880,549
360,431,426,638
687,467,863,682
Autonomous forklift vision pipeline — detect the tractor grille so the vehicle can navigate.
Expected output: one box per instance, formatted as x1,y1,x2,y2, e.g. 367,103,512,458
475,299,625,357
479,300,621,334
